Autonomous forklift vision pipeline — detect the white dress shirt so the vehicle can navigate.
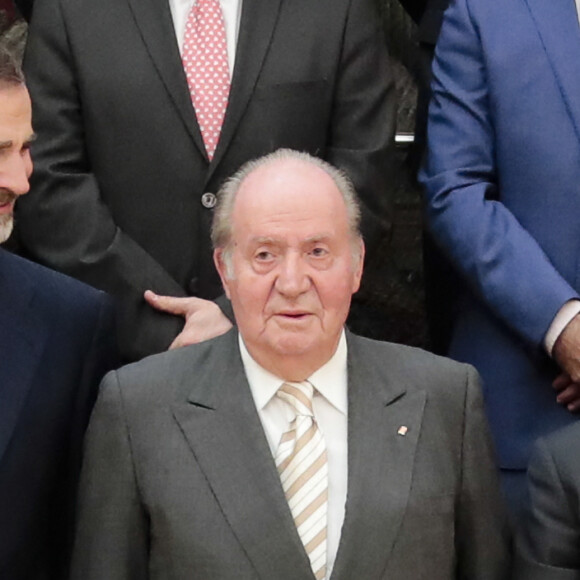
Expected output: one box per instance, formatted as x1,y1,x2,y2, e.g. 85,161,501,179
168,0,242,77
239,332,348,580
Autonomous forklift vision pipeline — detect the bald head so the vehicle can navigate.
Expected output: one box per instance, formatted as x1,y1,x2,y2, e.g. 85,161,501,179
211,149,362,265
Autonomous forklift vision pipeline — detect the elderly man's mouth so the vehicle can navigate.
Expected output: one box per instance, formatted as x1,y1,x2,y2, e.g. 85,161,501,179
276,311,312,320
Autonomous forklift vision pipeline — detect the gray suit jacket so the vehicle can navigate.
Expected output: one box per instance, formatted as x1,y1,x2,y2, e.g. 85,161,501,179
71,331,511,579
515,422,580,580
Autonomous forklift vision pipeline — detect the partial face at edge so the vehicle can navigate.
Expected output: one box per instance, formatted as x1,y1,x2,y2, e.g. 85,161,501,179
0,84,33,243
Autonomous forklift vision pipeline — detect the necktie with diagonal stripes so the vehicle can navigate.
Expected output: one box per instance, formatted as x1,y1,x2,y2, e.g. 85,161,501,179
275,382,328,580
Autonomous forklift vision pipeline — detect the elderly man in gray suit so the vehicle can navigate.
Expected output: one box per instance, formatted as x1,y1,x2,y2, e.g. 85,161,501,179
71,149,511,580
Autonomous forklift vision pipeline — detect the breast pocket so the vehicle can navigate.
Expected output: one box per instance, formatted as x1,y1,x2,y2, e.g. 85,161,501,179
244,80,331,153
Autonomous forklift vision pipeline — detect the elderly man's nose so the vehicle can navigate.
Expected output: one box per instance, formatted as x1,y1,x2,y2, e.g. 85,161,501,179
275,254,311,295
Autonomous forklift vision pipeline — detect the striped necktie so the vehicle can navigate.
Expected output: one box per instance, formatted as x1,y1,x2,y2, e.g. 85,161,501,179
275,382,328,580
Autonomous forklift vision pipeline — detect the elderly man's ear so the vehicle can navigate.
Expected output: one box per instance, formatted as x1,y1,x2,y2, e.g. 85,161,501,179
352,240,365,293
214,248,232,299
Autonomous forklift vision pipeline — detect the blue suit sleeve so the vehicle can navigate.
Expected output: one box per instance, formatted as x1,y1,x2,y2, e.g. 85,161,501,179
420,0,578,347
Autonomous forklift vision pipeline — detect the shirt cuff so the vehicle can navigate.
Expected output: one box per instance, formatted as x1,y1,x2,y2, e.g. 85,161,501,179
545,300,580,356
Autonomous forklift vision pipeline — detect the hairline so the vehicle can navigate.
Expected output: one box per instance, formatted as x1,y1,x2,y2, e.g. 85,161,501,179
211,149,363,267
0,43,25,87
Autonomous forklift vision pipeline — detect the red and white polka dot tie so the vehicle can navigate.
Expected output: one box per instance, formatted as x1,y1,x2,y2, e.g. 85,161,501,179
182,0,230,160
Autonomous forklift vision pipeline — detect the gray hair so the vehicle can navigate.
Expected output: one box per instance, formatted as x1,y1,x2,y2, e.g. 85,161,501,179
211,149,362,265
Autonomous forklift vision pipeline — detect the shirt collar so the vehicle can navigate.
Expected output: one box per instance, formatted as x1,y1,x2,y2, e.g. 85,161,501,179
239,330,348,415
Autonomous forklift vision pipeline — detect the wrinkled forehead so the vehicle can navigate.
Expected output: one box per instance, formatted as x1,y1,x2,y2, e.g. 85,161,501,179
0,84,33,137
232,159,348,233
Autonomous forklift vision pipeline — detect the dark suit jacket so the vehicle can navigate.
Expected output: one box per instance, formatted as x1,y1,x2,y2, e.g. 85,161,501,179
515,422,580,580
0,248,117,579
421,0,580,469
13,0,32,21
71,330,511,579
399,0,449,45
16,0,448,43
17,0,395,362
399,0,453,357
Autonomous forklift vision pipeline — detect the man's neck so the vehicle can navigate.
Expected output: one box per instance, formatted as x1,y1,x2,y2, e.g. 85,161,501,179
252,354,332,383
242,337,343,383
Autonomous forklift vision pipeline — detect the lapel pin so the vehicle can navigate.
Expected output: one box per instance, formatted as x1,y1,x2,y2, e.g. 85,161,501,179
397,426,408,436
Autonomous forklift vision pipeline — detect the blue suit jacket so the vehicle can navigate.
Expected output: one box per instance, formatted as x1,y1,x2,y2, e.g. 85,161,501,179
0,249,117,578
421,0,580,469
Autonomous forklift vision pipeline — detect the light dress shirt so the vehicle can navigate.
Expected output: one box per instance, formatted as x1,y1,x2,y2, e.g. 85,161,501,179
239,331,349,580
169,0,242,77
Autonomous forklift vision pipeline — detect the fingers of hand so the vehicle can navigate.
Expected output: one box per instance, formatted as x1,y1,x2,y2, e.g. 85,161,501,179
555,382,580,412
144,291,201,317
553,373,573,391
144,290,182,313
168,311,233,350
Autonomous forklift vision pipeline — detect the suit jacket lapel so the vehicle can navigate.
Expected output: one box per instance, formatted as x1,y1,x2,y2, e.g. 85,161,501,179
331,334,426,580
126,0,207,157
524,0,580,142
207,0,283,177
0,252,47,463
171,331,314,580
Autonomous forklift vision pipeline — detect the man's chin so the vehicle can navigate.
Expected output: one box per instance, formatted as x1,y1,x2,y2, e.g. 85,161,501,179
269,330,319,358
0,215,14,244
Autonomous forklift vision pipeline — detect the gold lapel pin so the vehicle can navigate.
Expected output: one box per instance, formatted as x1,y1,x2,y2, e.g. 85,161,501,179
397,426,408,436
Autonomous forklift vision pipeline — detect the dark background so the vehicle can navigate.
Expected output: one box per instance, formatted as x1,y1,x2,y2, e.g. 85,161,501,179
355,0,427,347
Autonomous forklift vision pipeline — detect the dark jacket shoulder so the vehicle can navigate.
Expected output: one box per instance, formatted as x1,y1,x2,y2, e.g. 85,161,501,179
1,249,109,311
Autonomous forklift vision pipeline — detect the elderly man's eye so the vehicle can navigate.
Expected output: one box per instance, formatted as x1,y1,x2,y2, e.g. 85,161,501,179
311,247,328,257
255,250,273,261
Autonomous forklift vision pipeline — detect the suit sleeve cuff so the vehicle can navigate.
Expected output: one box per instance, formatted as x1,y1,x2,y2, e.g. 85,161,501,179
545,300,580,356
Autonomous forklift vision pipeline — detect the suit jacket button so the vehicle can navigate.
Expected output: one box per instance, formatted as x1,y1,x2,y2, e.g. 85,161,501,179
201,192,216,208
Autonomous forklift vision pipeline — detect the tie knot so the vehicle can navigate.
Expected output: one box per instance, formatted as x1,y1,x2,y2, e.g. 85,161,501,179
277,382,315,417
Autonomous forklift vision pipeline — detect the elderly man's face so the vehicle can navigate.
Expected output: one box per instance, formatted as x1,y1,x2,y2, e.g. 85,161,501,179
0,83,33,243
215,158,363,379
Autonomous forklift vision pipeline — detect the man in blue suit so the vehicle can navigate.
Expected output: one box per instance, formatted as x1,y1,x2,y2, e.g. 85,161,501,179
0,44,117,578
421,0,580,518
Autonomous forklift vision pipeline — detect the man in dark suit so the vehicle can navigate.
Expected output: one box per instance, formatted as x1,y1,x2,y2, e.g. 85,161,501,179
12,0,31,21
397,0,456,357
515,422,580,579
16,0,395,362
421,0,580,517
72,149,510,579
0,44,117,578
399,0,450,160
